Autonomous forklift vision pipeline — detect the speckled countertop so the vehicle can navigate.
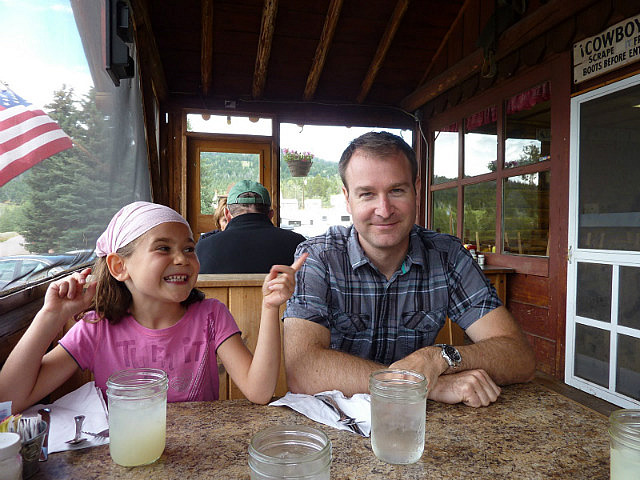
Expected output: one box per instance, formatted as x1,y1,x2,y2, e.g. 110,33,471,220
34,382,610,479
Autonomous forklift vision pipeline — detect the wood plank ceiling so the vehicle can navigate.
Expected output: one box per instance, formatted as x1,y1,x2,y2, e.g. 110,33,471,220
140,0,467,114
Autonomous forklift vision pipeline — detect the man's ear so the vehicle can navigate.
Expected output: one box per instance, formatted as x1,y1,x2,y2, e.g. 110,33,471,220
224,207,233,222
342,185,352,214
106,253,129,281
268,209,274,220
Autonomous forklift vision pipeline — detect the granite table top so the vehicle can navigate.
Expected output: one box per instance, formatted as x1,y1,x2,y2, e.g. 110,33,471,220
33,381,611,479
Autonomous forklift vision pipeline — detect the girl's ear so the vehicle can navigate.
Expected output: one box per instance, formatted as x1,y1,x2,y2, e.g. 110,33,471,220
106,253,129,281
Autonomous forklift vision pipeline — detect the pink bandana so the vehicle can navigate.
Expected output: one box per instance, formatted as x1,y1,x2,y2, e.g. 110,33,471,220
95,201,192,257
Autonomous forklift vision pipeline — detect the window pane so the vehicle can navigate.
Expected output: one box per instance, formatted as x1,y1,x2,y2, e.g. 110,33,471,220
464,107,496,177
1,1,149,293
575,323,609,388
278,124,411,237
199,152,260,215
433,126,458,184
463,182,496,253
432,188,457,235
505,83,551,168
616,334,640,401
187,114,272,136
619,266,640,330
576,262,612,322
502,171,550,256
577,82,640,251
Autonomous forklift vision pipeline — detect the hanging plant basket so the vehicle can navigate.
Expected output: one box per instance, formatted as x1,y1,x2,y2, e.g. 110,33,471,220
287,159,313,177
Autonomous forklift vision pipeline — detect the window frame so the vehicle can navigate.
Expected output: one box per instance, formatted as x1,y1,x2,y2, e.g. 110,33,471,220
426,62,565,277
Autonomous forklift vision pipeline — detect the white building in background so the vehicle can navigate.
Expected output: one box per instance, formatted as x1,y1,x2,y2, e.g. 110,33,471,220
280,194,351,238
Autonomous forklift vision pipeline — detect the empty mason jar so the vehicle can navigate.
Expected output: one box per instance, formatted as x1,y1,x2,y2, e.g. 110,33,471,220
248,425,331,479
369,369,427,464
609,409,640,480
106,368,168,467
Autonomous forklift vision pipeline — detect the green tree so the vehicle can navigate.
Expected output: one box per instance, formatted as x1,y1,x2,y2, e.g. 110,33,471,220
19,86,132,253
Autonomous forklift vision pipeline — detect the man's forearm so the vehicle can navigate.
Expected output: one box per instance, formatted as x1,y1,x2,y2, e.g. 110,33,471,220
454,335,536,385
286,346,383,397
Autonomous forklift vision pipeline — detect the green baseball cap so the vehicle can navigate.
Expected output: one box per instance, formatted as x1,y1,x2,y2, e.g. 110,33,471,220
227,180,271,206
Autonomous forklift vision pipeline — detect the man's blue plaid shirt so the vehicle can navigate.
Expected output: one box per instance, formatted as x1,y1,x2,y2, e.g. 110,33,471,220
283,225,502,365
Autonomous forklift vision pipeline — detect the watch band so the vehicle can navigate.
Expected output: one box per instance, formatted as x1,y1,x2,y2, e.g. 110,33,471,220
434,343,462,368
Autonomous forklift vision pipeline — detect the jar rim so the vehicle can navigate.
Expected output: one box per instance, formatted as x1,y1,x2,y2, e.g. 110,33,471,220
248,425,332,467
106,368,168,399
609,408,640,448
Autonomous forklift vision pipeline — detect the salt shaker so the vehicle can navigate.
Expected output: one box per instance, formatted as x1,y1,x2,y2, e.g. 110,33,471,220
0,432,22,480
477,254,485,268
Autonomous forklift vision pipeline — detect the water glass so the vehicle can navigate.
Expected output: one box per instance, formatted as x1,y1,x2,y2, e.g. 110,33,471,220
248,425,331,479
369,369,427,464
609,409,640,480
106,368,168,467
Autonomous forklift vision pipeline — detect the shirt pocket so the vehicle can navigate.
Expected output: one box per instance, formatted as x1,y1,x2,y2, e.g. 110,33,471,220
401,308,446,333
330,312,370,334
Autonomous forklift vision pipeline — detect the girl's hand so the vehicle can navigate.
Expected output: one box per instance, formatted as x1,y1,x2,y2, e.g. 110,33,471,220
41,267,97,323
262,253,308,309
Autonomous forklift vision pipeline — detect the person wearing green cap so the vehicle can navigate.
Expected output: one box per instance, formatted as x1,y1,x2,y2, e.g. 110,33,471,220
196,180,306,273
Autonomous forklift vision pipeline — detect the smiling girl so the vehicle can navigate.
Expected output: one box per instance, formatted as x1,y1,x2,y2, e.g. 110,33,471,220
0,202,306,413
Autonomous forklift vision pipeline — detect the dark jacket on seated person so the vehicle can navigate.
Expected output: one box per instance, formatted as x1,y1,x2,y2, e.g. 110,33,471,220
196,213,305,273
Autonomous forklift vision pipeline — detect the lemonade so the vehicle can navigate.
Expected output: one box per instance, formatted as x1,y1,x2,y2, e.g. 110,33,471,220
109,395,167,466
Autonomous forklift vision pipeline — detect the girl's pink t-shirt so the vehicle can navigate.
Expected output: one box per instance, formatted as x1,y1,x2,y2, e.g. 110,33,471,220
59,298,240,402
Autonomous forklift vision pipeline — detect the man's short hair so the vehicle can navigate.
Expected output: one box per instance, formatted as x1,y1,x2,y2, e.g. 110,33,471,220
338,131,417,190
227,192,270,216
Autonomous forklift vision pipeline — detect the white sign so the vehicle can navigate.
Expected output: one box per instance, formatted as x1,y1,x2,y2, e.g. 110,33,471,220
573,14,640,83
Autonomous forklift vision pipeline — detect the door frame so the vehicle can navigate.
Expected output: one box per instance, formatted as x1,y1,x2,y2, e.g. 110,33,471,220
186,134,275,237
566,73,640,408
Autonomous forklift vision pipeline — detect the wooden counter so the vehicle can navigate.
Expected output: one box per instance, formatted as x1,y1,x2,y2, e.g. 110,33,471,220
34,380,611,479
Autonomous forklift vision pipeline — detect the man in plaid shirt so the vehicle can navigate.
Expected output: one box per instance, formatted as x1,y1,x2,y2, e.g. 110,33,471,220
283,132,535,407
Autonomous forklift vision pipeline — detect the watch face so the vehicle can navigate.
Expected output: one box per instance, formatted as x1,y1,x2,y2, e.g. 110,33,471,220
444,345,461,363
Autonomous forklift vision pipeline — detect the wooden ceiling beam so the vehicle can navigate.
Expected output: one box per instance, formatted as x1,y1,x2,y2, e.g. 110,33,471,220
356,0,409,104
128,0,168,101
252,0,278,99
418,0,471,86
401,0,601,112
201,0,214,96
303,0,344,101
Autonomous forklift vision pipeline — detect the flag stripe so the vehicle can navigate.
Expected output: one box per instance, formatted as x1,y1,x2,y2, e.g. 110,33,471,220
0,129,73,169
0,110,55,142
0,121,64,152
0,87,73,185
0,137,73,187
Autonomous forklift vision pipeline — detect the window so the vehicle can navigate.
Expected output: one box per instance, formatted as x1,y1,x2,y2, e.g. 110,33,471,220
429,82,551,262
1,1,149,295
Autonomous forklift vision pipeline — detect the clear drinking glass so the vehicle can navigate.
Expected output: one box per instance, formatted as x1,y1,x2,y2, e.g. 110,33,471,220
369,369,427,464
609,409,640,480
106,368,168,467
248,425,331,479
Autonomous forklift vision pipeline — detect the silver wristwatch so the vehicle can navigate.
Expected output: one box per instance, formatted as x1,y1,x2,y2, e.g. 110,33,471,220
434,344,462,368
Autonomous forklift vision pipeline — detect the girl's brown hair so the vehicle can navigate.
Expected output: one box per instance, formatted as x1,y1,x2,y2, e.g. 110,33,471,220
76,238,203,324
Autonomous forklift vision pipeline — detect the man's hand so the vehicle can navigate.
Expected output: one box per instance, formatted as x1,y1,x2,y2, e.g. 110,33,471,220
428,369,501,407
389,346,447,398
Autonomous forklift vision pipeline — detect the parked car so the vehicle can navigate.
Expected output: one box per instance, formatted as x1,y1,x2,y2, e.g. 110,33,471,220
0,251,96,291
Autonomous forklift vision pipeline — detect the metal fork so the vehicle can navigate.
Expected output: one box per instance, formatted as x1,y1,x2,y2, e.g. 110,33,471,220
314,394,366,436
82,428,109,438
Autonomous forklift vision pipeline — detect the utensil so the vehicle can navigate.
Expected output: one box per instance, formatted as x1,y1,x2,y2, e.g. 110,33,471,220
82,428,109,438
37,408,50,461
314,394,366,436
65,415,86,445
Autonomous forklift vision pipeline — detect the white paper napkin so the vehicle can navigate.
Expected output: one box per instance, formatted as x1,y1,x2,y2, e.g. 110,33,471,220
23,381,109,453
270,390,371,437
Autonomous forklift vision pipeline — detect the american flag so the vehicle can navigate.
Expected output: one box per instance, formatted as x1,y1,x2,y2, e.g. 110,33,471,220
0,86,73,187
